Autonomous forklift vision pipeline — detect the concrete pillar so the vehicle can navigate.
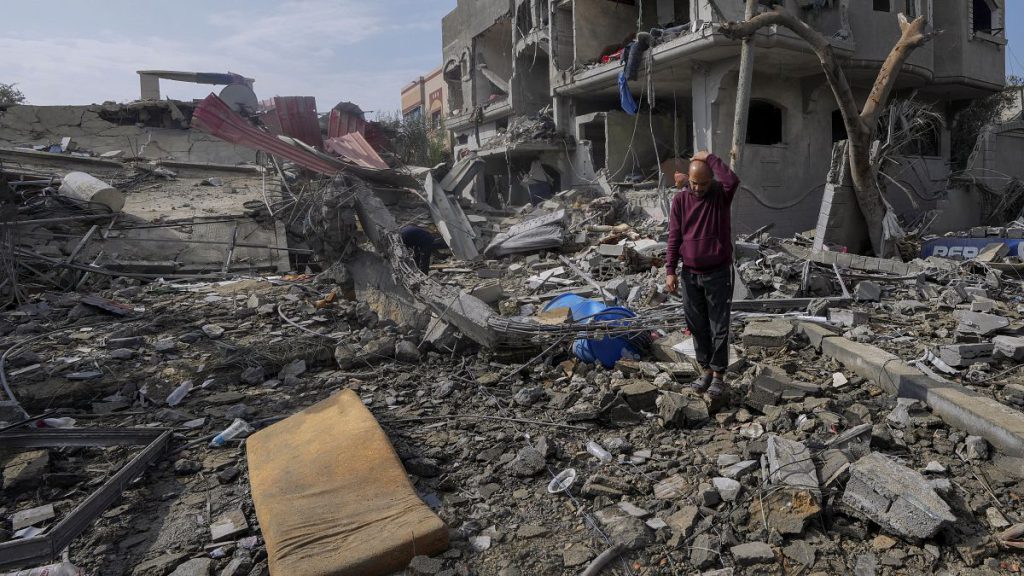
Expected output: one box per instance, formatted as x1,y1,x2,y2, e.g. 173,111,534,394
139,74,160,100
691,60,733,153
812,141,871,253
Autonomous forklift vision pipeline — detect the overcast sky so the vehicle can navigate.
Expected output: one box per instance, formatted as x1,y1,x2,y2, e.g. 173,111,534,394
0,0,1021,117
0,0,454,117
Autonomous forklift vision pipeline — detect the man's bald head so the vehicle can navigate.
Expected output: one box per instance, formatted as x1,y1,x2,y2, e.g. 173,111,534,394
688,159,714,196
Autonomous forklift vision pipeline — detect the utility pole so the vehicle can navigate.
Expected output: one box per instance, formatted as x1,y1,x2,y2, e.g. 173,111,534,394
729,0,758,171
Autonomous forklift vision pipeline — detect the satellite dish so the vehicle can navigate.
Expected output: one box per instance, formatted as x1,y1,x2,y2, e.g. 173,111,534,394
219,84,258,114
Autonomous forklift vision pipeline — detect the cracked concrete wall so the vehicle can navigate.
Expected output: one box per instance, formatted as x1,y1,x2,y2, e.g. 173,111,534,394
0,105,258,165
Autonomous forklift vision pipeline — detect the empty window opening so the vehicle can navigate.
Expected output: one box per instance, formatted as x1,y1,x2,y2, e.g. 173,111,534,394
972,0,994,33
516,1,534,37
582,122,608,171
873,0,890,12
444,62,465,112
831,110,848,143
456,134,469,145
746,100,784,145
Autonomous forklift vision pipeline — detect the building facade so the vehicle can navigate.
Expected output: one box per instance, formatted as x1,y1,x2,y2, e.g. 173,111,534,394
401,66,449,130
441,0,1008,236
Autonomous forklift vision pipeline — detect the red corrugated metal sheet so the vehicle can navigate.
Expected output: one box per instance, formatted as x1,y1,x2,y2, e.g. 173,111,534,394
324,133,389,170
192,93,342,175
327,108,367,139
192,94,418,189
273,96,324,149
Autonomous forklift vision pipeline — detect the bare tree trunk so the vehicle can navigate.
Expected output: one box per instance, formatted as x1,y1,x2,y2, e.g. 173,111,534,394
721,6,934,256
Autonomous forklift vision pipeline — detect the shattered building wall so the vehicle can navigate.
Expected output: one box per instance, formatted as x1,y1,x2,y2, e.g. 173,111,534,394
441,0,1009,237
0,102,259,165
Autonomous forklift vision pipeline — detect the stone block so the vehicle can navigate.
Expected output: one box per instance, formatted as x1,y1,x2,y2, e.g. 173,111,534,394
954,311,1009,336
731,542,775,565
712,477,741,501
745,367,789,412
741,318,794,348
828,308,869,327
853,281,882,302
994,336,1024,361
620,380,659,412
3,450,49,489
470,281,503,304
842,453,955,539
658,391,708,428
12,503,55,531
666,506,699,537
937,343,994,368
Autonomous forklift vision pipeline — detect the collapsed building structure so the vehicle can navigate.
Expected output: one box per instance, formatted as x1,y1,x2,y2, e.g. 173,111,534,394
2,9,1024,576
441,0,1018,243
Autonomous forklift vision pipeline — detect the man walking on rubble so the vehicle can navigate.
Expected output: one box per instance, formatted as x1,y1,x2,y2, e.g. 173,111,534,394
665,151,740,398
400,225,443,274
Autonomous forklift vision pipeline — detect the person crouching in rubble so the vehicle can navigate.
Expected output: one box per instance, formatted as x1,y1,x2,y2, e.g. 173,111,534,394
401,225,443,274
665,151,740,398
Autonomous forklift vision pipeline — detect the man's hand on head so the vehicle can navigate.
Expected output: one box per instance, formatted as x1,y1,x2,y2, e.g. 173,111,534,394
691,150,710,163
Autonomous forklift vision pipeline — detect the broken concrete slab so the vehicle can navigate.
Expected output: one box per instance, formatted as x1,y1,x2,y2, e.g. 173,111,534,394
424,175,479,261
3,450,49,489
828,308,868,327
853,281,882,302
993,335,1024,361
842,452,956,539
665,506,699,537
741,318,794,348
937,343,994,368
730,541,775,565
954,310,1010,336
799,322,1024,457
657,391,709,429
210,507,248,541
766,435,818,490
11,503,56,531
169,558,212,576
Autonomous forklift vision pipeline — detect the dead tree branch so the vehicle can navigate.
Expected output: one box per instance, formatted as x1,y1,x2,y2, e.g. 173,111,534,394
721,5,936,257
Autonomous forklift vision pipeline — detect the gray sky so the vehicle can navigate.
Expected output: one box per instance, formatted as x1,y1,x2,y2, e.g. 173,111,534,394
1,1,1021,116
0,0,454,117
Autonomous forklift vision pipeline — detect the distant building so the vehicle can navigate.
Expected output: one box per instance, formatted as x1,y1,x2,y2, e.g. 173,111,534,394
401,66,449,129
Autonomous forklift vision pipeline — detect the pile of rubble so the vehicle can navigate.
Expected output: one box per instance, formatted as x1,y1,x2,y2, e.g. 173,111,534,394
2,93,1024,576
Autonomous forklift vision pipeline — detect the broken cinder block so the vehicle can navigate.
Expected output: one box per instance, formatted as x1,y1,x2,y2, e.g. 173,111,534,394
842,452,956,539
937,343,994,368
741,318,794,348
657,391,709,429
993,335,1024,361
828,308,868,327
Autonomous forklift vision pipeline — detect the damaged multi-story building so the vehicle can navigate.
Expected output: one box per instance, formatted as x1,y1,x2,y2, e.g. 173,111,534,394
441,0,1012,238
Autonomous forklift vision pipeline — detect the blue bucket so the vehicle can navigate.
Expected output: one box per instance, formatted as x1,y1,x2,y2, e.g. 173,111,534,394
545,296,640,368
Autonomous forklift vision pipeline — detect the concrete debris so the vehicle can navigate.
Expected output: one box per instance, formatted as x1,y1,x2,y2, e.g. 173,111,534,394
730,541,775,565
842,453,957,539
0,64,1022,576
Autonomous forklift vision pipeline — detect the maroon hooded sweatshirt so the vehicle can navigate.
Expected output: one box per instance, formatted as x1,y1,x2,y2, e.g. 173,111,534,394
666,154,740,275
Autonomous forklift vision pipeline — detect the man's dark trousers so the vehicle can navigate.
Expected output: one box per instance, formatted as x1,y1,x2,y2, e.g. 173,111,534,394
681,265,733,373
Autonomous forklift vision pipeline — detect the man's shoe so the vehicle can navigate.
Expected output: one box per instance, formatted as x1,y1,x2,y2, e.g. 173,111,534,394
708,377,729,398
692,373,712,393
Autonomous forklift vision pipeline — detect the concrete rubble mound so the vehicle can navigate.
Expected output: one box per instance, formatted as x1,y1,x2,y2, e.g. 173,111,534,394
2,82,1024,576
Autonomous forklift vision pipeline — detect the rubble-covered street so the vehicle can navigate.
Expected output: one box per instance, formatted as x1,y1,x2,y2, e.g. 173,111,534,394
3,1,1024,576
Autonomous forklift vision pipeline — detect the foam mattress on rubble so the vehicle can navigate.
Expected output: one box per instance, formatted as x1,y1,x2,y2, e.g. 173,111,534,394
247,389,448,575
